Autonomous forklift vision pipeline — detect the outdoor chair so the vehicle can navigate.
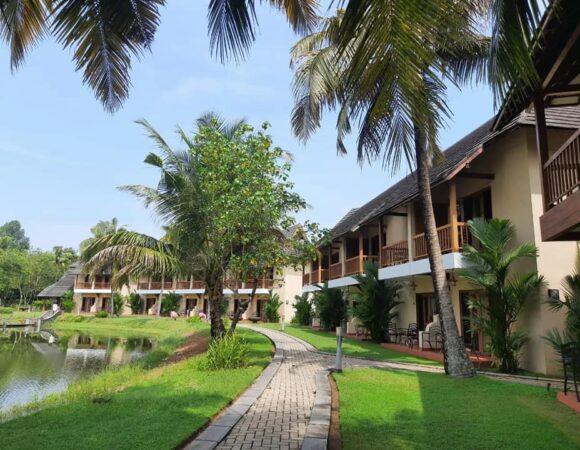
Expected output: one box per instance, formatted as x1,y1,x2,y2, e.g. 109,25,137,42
422,324,443,352
387,322,399,343
400,323,419,348
562,342,580,402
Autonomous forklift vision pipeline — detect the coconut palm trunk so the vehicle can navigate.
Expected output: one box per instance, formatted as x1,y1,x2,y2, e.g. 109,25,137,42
415,125,474,377
156,274,164,320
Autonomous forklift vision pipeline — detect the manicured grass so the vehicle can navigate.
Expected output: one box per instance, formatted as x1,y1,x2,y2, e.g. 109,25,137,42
255,323,440,366
0,319,273,450
335,368,580,450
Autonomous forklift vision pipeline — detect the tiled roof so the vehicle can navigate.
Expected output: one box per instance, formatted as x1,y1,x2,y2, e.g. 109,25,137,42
37,262,81,298
328,106,580,240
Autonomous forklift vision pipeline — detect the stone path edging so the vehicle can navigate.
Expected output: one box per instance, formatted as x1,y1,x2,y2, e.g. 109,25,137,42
183,332,284,450
301,371,332,450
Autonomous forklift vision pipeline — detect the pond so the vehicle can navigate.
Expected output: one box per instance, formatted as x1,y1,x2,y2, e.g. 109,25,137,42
0,328,157,411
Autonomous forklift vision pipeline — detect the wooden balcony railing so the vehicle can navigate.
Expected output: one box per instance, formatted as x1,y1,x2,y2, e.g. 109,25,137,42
329,262,342,279
544,129,580,208
76,281,92,289
176,280,191,289
244,278,275,289
311,269,329,284
413,222,469,259
93,282,111,290
381,240,409,267
192,280,206,289
344,255,379,276
303,273,311,285
137,281,150,290
149,281,173,290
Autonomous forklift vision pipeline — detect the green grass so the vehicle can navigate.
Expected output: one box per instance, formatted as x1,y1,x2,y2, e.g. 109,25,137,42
256,323,440,366
335,368,580,450
0,319,273,450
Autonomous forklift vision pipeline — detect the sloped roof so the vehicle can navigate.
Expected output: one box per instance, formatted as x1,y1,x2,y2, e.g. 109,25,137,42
37,262,81,298
328,105,580,240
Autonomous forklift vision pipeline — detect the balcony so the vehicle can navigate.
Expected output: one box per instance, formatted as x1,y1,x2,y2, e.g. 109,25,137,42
149,281,173,290
540,129,580,241
76,281,111,290
76,281,93,289
244,278,274,289
303,269,329,285
413,222,469,259
329,262,342,280
381,240,409,267
176,280,191,289
137,281,150,290
93,282,111,290
344,255,378,276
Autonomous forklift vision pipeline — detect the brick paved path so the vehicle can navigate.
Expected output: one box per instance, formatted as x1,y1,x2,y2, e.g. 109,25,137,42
216,327,332,450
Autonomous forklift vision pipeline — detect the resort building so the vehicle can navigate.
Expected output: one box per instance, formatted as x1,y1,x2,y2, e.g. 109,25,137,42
303,106,580,375
69,264,302,321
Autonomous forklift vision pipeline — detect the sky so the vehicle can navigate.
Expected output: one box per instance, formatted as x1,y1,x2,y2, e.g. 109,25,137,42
0,1,494,252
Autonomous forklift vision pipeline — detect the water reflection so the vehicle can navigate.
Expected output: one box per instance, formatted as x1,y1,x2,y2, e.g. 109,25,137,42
0,328,157,410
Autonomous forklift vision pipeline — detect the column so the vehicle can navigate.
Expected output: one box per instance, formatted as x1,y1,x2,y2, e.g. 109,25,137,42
449,180,459,253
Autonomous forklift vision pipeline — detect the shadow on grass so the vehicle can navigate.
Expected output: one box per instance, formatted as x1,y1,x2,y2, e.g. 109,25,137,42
335,368,580,450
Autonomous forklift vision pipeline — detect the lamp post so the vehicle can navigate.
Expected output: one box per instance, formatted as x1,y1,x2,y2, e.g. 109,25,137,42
335,326,343,373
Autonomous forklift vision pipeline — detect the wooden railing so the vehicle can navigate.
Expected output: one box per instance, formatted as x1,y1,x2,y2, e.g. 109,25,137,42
381,240,409,267
93,282,111,290
413,222,469,259
76,281,92,289
344,255,379,276
149,281,173,290
303,273,311,285
176,280,191,289
244,278,275,289
329,262,342,279
544,129,580,208
311,269,329,284
137,281,150,290
192,280,206,289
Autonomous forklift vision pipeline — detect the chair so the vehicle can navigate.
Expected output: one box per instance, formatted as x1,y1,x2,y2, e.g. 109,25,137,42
423,324,443,351
406,323,419,349
387,322,399,343
562,343,580,402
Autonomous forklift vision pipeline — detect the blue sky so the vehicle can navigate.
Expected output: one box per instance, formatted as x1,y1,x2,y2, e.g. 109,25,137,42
0,2,494,251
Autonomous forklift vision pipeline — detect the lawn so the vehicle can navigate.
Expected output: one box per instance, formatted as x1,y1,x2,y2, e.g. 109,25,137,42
335,368,580,450
256,323,441,366
0,318,273,450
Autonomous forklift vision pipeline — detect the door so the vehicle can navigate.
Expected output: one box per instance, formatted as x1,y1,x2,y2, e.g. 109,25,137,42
186,298,197,313
102,297,110,312
81,297,95,312
416,294,437,330
146,297,156,312
257,299,267,319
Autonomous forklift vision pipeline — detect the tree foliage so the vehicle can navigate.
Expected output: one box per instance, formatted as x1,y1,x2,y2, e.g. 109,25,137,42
293,292,312,325
460,218,544,373
82,114,320,338
313,283,347,332
0,220,30,251
80,218,123,254
352,261,402,343
264,292,282,323
161,292,182,315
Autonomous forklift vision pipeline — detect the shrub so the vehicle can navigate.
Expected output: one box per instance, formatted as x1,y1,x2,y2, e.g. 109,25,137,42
112,292,125,315
201,333,248,370
59,314,86,322
95,311,108,318
32,299,52,311
352,261,403,343
293,293,312,326
313,283,347,332
0,307,15,314
128,293,142,315
461,218,544,373
161,292,182,315
61,290,75,313
265,293,282,322
186,315,202,324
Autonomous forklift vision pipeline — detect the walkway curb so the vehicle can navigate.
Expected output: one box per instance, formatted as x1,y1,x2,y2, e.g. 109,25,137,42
183,330,284,450
301,371,332,450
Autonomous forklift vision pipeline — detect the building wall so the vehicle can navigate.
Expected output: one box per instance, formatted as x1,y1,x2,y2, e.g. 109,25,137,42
274,266,303,322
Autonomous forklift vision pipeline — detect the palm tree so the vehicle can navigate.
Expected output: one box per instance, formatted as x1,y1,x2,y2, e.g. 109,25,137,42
460,218,545,373
290,4,491,377
0,0,318,112
79,218,122,254
352,261,402,343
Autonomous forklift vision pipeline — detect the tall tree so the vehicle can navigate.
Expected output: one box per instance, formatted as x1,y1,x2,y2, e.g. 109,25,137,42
79,218,122,254
0,220,30,251
82,114,318,338
289,4,491,376
0,0,318,112
53,246,78,275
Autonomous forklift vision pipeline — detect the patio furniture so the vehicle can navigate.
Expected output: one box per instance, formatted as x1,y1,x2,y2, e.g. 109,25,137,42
406,323,419,349
562,342,580,402
387,322,399,343
422,324,442,351
249,316,261,323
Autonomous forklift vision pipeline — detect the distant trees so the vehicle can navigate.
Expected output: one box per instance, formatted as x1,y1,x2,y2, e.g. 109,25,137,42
0,220,30,251
80,218,123,254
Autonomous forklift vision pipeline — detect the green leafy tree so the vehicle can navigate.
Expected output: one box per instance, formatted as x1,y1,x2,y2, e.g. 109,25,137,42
0,220,29,251
352,261,403,343
0,248,23,304
313,283,347,332
264,293,282,323
128,293,143,315
461,218,545,373
61,290,75,313
82,114,318,339
112,292,125,316
161,292,182,315
293,293,313,326
0,1,318,112
544,244,580,351
80,218,123,254
53,246,78,275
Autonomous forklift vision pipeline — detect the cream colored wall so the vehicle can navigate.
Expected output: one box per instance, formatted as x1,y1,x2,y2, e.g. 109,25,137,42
385,210,408,244
274,266,303,321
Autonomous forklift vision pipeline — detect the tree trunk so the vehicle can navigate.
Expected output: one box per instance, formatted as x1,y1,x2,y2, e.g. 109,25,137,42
414,124,474,378
156,274,163,320
207,276,226,339
229,278,258,334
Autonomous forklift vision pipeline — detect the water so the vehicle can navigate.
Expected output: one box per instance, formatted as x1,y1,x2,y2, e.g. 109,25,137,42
0,328,157,410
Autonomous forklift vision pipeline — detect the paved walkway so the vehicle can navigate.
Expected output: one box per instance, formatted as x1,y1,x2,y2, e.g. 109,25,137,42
188,326,558,450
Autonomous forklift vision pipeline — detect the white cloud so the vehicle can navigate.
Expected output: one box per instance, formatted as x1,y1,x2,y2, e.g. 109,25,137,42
163,76,274,100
